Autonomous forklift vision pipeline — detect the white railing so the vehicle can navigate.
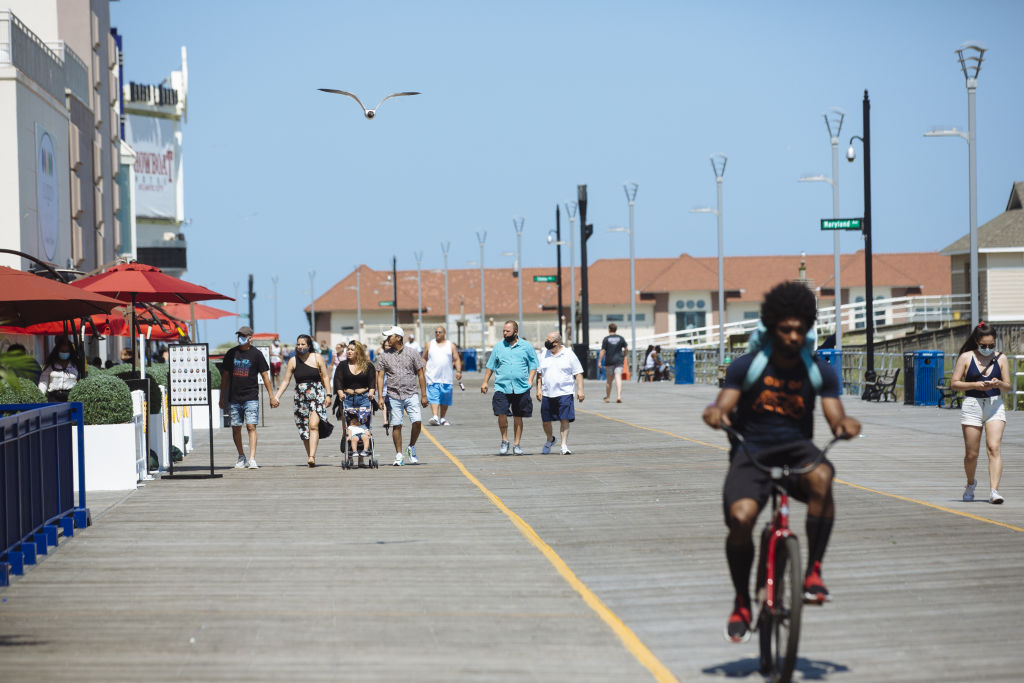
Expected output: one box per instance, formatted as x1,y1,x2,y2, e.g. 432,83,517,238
638,294,971,350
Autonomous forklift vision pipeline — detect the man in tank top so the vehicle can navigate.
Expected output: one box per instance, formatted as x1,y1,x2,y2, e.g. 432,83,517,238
423,326,462,426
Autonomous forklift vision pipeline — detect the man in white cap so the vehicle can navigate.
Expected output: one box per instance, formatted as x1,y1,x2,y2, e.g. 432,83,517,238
375,326,428,466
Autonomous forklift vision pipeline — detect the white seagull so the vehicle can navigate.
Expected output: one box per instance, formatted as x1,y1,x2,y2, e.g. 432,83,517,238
317,89,420,119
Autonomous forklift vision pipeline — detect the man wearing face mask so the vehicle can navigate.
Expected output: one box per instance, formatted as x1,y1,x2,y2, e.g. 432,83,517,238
220,326,280,469
535,331,585,455
481,320,539,455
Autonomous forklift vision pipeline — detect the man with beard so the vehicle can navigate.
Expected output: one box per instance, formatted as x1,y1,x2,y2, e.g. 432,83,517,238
481,320,539,455
702,282,860,644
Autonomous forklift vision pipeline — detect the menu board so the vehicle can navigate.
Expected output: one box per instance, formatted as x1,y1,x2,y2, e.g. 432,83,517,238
168,343,210,406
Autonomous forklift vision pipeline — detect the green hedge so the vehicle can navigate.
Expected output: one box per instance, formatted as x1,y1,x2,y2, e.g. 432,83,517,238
68,374,133,425
105,365,162,410
0,377,46,405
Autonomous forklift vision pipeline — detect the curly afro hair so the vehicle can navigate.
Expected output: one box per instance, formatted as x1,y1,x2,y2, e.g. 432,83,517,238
760,281,818,331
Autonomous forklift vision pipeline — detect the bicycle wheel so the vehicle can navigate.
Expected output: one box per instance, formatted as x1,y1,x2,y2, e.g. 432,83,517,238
758,535,803,682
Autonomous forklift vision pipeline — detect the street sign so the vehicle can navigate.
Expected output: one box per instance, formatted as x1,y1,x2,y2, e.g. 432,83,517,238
820,218,863,231
533,275,558,283
378,300,394,307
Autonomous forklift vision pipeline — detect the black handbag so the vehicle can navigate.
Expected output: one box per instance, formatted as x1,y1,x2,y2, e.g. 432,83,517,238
318,417,334,439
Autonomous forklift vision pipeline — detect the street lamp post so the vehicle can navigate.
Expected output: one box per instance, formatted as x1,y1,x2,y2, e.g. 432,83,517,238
623,182,638,377
477,231,487,351
414,251,424,344
799,107,845,349
577,185,594,350
555,205,564,339
690,155,728,364
308,270,316,337
391,256,398,326
271,275,279,337
847,89,874,391
925,42,986,326
513,217,525,327
441,241,451,328
564,201,577,344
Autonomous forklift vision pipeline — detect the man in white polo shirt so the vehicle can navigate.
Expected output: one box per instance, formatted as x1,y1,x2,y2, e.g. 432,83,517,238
535,330,585,455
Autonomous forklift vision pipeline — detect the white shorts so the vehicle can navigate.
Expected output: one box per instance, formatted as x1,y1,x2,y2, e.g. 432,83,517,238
960,395,1006,427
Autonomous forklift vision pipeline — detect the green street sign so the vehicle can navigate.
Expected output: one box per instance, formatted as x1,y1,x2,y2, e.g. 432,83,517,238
378,300,394,307
533,275,558,283
820,218,863,231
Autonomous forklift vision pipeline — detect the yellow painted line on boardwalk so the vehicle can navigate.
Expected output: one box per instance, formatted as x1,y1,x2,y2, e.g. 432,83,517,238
421,427,679,683
582,409,1024,534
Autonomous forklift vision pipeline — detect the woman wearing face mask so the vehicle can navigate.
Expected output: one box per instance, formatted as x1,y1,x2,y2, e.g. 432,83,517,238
950,321,1009,504
38,337,79,402
274,334,333,467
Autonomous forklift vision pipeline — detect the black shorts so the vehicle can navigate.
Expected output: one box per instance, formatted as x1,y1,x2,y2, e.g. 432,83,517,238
492,391,533,418
721,440,835,526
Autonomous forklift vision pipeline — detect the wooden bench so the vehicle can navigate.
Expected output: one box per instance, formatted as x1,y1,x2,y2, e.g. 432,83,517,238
936,376,964,409
863,368,900,402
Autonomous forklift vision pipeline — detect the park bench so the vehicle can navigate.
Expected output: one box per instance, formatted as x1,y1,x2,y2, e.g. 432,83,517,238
863,368,900,402
936,376,964,409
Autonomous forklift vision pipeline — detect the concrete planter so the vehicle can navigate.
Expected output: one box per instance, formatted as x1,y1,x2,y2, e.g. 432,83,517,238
73,422,140,492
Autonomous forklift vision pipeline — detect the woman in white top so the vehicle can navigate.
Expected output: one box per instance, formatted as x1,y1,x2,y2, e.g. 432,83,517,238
423,326,462,426
38,338,79,402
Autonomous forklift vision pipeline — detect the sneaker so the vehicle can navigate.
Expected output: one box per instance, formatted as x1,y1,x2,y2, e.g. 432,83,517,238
512,444,523,456
803,561,830,604
392,453,403,467
724,596,751,643
407,445,418,465
234,455,247,469
990,489,1005,504
247,459,259,469
499,441,510,455
541,438,556,454
561,445,572,455
963,480,977,502
439,418,451,426
428,416,440,426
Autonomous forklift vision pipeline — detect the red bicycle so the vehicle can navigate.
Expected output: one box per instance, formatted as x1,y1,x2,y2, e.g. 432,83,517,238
722,424,841,683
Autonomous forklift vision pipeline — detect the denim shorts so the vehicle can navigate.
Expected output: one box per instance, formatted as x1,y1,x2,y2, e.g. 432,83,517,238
426,383,453,406
387,394,422,426
229,400,259,426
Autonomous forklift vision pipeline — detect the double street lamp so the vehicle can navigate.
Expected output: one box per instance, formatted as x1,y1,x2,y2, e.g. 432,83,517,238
691,154,728,364
564,201,578,344
846,90,876,391
925,42,986,326
609,182,639,377
799,107,845,349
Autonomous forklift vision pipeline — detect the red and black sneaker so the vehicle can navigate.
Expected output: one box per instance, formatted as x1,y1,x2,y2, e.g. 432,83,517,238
724,595,752,643
803,561,830,604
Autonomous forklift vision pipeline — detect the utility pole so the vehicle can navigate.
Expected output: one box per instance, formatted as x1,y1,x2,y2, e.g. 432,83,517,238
391,256,398,326
247,274,255,332
578,184,593,350
555,205,563,340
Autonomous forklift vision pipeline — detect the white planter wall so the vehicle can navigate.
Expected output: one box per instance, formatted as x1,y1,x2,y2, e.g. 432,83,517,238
73,422,139,492
190,389,220,431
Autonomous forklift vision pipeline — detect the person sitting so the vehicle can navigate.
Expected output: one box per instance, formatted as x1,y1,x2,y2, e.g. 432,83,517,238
346,411,372,467
38,338,79,402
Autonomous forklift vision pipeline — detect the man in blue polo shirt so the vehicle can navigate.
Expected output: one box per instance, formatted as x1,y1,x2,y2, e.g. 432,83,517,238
481,320,539,455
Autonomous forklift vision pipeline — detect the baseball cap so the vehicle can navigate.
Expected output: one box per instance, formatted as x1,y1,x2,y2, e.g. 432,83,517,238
382,325,404,338
236,325,254,336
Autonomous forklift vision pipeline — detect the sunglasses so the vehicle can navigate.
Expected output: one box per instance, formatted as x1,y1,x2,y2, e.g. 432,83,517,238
978,343,995,350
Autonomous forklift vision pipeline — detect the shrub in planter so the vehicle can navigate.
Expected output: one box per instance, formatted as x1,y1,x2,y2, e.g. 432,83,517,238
106,366,162,411
0,377,46,405
147,363,169,387
68,373,133,425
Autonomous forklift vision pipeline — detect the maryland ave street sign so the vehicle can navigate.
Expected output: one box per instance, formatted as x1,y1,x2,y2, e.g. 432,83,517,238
820,218,863,231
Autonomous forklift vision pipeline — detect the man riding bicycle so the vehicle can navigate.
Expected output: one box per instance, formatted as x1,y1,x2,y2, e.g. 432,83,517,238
702,281,861,643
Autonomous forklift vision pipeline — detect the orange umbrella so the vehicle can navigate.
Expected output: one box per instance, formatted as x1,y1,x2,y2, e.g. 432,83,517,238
162,301,234,320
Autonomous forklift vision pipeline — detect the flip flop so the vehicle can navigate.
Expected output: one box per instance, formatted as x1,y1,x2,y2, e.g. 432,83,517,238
616,398,622,403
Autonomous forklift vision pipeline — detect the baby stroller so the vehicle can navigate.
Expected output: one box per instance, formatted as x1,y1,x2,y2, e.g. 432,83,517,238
341,404,377,469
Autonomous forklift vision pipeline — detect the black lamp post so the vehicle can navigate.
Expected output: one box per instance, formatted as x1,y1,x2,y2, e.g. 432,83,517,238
847,89,874,394
555,205,564,339
577,184,594,349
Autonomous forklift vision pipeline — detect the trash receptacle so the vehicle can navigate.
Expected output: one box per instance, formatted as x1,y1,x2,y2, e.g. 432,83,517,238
817,349,842,390
573,344,597,380
913,350,944,406
902,352,915,405
674,348,695,384
463,348,477,372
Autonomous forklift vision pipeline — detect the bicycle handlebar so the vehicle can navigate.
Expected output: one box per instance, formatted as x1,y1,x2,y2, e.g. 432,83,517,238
719,423,842,479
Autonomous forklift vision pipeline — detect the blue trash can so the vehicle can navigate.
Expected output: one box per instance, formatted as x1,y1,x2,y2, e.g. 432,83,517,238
597,363,606,381
913,350,944,406
817,349,843,391
463,348,477,372
674,348,695,384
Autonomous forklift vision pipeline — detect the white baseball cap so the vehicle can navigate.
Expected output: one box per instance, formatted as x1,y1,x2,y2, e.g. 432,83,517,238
382,325,404,338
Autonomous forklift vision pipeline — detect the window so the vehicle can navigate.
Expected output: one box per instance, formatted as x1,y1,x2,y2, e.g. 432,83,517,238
588,314,603,323
631,313,646,322
743,311,759,320
606,314,624,322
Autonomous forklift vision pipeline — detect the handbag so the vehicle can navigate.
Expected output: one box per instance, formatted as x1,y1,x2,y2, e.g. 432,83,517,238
318,417,334,439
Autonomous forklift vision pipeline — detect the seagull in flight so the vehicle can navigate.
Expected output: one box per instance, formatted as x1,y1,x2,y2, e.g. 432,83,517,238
317,89,420,119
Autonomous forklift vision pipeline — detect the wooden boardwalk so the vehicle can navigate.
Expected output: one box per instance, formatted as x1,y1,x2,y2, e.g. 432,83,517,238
1,379,1022,681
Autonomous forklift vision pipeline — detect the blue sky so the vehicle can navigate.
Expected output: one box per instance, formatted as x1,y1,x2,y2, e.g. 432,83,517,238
110,0,1024,345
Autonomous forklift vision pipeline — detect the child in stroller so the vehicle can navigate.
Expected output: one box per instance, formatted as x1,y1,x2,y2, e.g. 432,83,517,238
342,404,377,469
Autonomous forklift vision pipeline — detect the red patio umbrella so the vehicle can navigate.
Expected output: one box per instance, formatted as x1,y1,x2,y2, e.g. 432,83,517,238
71,262,232,369
0,266,124,327
162,301,234,321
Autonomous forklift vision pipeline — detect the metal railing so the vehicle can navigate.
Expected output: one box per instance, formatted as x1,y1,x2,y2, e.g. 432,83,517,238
0,402,90,586
48,39,89,105
639,294,972,350
0,11,66,103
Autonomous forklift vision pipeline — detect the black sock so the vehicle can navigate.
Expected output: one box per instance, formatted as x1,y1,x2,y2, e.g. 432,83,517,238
805,515,834,575
725,539,754,604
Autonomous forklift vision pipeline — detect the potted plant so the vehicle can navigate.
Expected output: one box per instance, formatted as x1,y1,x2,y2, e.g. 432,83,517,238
68,373,140,491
